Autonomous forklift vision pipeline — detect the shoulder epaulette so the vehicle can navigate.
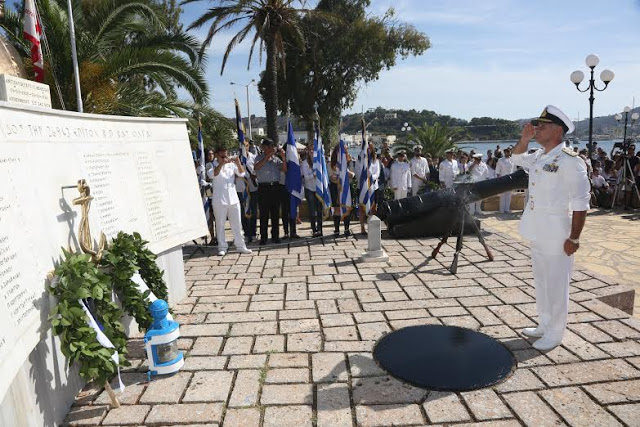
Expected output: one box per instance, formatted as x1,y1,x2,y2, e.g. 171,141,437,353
562,147,578,157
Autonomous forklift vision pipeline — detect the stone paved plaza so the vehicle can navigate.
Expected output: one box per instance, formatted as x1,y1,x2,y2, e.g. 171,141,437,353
65,214,640,426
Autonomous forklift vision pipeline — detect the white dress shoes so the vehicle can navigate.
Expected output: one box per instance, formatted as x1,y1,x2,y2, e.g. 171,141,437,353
237,248,252,255
218,250,226,256
522,327,545,338
532,336,561,351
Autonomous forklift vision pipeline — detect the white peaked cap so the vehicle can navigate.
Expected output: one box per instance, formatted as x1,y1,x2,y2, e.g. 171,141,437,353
532,105,575,134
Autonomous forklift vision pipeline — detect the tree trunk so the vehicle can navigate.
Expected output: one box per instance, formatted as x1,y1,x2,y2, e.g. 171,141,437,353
321,115,340,153
306,119,314,145
264,36,280,143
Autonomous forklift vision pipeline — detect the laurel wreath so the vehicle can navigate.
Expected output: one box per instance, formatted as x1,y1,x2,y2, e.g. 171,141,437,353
48,232,169,386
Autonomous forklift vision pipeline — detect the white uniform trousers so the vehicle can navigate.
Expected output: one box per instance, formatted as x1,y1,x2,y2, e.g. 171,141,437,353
394,188,408,200
531,241,573,342
467,201,483,215
411,178,424,196
213,202,247,252
499,191,512,213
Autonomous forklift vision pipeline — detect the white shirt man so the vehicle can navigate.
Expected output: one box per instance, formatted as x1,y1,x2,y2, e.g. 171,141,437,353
468,154,489,214
495,149,516,212
235,150,257,194
512,105,590,351
591,172,608,189
355,156,381,193
409,149,429,196
439,151,459,189
209,148,253,256
390,151,411,200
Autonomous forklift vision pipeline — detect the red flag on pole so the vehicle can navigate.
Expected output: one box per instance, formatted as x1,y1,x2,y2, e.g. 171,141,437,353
23,0,44,82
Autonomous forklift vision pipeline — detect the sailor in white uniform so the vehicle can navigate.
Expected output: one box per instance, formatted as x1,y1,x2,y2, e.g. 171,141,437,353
409,146,429,196
512,105,590,351
467,153,489,214
495,147,516,212
439,149,459,189
390,150,411,200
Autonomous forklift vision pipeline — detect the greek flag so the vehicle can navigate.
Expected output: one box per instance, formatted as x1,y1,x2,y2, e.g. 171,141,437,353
357,118,373,215
338,139,352,219
285,118,304,219
313,122,332,213
197,123,205,182
235,99,251,218
197,124,211,225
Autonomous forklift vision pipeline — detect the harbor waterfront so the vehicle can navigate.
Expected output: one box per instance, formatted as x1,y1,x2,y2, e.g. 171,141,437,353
348,140,628,159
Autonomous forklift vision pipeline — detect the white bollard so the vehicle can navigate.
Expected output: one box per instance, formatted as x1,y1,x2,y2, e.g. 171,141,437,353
359,215,389,263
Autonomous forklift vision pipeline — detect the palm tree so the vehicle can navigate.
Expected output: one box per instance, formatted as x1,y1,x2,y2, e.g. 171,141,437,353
182,0,308,142
0,0,208,115
394,122,464,158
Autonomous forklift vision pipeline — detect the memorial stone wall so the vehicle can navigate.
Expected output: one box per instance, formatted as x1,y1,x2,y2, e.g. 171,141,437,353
0,101,208,424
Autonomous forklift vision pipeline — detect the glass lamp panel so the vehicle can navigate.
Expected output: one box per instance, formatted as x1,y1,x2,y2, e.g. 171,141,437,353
585,54,600,68
600,69,614,83
570,70,584,84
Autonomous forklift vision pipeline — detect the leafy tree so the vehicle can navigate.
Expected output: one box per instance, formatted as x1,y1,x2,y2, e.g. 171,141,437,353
188,104,236,150
183,0,312,143
262,0,429,148
0,0,208,115
393,122,465,158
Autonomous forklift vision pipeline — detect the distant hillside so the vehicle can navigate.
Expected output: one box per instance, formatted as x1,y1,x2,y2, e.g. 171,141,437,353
240,106,640,141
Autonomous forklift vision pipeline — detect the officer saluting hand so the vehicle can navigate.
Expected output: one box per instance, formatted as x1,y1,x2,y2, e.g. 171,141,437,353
511,105,590,351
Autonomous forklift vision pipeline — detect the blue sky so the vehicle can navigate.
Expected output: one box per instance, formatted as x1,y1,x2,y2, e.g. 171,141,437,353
180,0,640,122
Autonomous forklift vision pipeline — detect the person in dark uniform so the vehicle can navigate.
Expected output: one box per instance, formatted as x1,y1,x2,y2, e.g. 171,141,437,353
254,139,287,245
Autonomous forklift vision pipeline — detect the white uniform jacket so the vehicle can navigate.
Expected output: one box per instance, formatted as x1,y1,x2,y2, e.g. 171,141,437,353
410,157,429,180
390,161,411,191
512,144,590,249
211,163,246,206
469,161,489,182
355,158,381,192
439,159,459,188
495,156,515,177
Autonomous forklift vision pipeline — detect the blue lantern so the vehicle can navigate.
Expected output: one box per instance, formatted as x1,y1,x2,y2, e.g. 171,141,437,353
144,299,184,380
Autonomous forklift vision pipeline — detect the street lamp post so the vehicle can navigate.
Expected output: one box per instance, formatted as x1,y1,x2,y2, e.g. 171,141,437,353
615,106,640,144
401,122,412,142
230,79,255,138
570,54,614,161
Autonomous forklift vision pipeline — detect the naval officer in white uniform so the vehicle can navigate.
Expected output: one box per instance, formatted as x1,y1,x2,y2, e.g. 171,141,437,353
439,149,459,189
512,105,590,351
495,147,516,212
390,150,411,200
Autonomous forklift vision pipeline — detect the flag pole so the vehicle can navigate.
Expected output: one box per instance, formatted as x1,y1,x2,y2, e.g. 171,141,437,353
66,0,83,112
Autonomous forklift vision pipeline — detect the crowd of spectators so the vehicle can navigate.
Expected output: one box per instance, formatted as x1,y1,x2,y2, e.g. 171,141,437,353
587,142,640,210
195,137,639,255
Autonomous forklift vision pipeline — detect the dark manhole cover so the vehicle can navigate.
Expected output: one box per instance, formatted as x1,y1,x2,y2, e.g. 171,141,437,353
373,325,517,391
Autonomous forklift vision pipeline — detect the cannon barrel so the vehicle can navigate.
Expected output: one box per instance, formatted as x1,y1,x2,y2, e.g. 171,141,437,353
378,169,529,237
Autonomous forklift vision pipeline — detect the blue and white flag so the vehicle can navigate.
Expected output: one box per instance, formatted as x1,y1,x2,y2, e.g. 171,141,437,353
285,118,304,219
235,99,251,218
197,122,205,182
357,118,373,215
197,123,212,226
338,139,352,219
313,121,332,214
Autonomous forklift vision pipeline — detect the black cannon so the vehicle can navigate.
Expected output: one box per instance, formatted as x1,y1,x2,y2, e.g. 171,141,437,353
378,169,529,273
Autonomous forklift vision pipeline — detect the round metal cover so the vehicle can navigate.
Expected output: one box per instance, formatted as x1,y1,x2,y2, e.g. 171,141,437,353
373,325,517,391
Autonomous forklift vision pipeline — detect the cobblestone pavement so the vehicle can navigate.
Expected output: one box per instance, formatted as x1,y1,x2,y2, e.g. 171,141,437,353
483,209,640,318
66,223,640,426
